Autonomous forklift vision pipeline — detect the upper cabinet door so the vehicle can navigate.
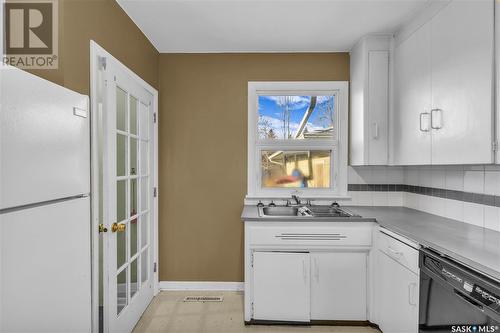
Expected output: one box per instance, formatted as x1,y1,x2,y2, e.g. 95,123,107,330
430,0,494,165
393,23,432,165
367,51,389,165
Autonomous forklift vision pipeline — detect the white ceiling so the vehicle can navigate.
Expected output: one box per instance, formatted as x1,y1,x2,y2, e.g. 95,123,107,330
116,0,428,53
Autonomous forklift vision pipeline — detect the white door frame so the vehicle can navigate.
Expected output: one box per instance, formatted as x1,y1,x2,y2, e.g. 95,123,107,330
90,40,159,333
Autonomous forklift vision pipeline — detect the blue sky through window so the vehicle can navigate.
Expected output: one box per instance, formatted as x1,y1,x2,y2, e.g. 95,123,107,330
258,95,335,139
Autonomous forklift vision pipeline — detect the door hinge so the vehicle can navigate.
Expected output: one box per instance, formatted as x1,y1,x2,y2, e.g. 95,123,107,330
251,302,254,317
153,262,157,273
153,187,157,198
493,141,499,152
251,252,254,268
153,112,157,123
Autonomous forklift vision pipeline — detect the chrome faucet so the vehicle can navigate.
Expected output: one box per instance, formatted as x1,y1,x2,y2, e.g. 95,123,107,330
286,194,301,207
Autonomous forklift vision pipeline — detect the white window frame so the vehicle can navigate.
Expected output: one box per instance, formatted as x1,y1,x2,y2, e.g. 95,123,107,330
247,81,349,199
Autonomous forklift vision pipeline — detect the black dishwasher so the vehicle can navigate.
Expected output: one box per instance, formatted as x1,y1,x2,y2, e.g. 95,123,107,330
419,249,500,333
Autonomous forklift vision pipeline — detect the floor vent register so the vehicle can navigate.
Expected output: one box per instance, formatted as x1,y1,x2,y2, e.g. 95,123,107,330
183,296,224,302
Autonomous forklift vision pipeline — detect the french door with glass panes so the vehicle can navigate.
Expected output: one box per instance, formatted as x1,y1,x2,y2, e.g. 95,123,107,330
103,60,155,333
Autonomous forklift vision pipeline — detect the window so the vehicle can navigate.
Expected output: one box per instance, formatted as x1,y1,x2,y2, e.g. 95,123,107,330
247,82,348,198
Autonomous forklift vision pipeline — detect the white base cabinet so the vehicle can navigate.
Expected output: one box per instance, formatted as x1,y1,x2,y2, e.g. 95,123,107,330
310,252,367,320
378,253,419,333
245,222,374,323
376,229,419,333
253,252,310,322
252,251,368,322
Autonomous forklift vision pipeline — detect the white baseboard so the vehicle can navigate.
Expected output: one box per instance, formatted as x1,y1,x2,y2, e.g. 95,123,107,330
159,281,244,291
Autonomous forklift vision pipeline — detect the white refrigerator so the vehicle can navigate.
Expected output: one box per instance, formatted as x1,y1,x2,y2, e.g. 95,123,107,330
0,66,92,332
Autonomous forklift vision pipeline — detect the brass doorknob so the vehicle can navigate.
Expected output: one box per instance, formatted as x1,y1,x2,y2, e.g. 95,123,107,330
111,223,126,233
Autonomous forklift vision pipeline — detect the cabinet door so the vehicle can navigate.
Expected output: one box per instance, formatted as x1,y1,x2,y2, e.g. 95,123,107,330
431,0,494,164
393,23,432,165
310,252,367,320
368,51,389,165
377,251,419,333
253,252,310,322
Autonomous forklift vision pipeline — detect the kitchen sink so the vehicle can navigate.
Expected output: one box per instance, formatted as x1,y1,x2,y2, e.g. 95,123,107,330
261,206,299,216
258,205,359,218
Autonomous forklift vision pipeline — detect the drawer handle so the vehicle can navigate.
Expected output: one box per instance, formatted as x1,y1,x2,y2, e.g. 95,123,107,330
419,112,430,132
387,246,403,260
303,259,307,284
408,282,417,306
314,257,320,283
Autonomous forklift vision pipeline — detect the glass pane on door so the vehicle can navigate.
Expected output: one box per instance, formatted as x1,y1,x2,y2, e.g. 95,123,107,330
130,138,137,176
141,177,149,212
130,178,138,217
117,180,127,222
140,141,148,176
130,96,138,135
140,102,149,139
130,219,138,258
117,87,128,132
117,222,127,268
117,134,127,177
140,213,148,249
130,259,138,298
117,269,128,315
141,249,148,284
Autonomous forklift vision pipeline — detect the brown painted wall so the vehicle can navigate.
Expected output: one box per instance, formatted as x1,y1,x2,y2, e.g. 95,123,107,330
158,53,349,282
29,0,159,94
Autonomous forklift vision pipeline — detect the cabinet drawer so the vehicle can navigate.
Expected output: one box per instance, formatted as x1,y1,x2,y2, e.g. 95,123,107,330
378,230,419,274
248,224,373,247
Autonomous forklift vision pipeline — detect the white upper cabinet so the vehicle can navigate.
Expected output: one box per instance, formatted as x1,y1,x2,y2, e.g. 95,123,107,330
497,0,500,164
430,0,494,164
350,36,390,166
393,23,432,165
393,0,495,165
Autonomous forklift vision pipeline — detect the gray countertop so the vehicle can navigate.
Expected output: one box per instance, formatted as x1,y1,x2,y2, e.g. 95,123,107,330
241,205,500,281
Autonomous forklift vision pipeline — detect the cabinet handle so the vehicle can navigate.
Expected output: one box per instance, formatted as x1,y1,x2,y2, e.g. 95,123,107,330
372,122,379,139
303,259,307,284
420,112,430,132
387,246,404,261
431,108,443,129
408,282,417,306
314,257,320,282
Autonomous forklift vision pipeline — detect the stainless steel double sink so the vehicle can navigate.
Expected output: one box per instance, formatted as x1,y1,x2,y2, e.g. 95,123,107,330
258,205,360,218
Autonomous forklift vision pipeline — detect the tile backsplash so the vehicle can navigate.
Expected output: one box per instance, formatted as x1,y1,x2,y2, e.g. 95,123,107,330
346,165,500,231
